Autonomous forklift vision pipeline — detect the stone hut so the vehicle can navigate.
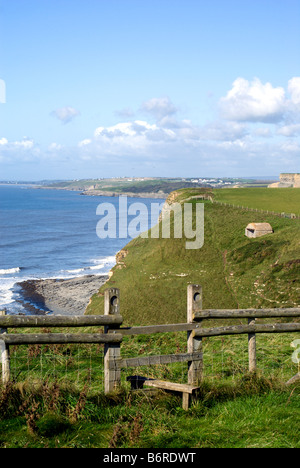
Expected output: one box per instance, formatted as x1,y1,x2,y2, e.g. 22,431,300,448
245,223,273,238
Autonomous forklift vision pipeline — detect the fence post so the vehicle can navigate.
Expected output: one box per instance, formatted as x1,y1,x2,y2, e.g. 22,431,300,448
104,288,121,393
187,285,203,385
248,318,256,372
0,310,10,385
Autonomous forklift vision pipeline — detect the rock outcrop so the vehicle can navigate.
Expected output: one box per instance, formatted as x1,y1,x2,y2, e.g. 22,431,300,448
269,173,300,188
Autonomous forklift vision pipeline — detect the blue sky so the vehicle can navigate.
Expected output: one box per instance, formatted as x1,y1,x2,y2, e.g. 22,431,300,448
0,0,299,180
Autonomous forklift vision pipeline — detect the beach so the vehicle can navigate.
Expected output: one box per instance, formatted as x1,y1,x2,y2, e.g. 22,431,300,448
17,275,108,316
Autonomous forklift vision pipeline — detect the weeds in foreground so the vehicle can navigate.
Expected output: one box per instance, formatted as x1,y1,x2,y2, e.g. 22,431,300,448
68,384,88,423
0,373,299,448
109,412,144,448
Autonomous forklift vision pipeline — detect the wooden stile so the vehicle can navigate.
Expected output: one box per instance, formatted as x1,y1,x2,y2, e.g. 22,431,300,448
1,285,299,399
120,351,203,369
126,376,199,411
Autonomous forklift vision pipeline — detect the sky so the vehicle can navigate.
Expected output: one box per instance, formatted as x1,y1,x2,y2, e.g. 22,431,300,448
0,0,299,180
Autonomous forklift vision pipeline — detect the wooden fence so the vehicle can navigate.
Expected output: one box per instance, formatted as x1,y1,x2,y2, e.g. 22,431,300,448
189,194,300,219
1,286,300,409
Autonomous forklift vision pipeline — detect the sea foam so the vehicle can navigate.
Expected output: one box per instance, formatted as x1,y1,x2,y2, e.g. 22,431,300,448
0,267,21,275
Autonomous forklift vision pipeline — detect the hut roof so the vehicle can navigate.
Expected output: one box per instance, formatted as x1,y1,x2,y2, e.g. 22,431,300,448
246,223,273,231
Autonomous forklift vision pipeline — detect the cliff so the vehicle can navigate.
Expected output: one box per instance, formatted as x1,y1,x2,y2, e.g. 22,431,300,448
268,173,300,188
80,189,169,199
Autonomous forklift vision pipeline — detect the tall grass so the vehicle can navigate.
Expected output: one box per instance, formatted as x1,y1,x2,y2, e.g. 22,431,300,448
0,371,299,448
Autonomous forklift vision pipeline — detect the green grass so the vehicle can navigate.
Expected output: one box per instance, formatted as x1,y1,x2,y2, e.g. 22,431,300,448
2,321,299,448
213,187,300,216
0,372,299,448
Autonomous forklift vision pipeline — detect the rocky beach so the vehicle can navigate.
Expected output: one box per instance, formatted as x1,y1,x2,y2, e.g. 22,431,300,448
17,275,108,315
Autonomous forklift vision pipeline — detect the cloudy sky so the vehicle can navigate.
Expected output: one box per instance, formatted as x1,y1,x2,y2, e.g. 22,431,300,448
0,0,299,180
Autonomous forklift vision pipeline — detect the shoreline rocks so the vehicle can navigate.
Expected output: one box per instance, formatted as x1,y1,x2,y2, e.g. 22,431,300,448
17,275,109,316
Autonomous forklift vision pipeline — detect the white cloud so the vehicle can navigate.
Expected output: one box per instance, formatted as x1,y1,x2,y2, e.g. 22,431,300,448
197,121,248,141
3,79,300,179
51,106,80,124
140,97,178,120
277,123,300,137
115,107,135,118
0,137,35,149
48,142,63,150
220,77,286,123
252,127,272,138
288,77,300,105
78,139,91,147
14,138,34,149
94,121,159,140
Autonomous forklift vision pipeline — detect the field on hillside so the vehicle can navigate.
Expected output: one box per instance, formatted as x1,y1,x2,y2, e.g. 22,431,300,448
213,187,300,216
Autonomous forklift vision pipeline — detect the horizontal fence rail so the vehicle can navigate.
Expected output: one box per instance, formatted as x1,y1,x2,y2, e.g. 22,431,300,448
116,323,201,336
0,314,123,328
188,194,300,219
120,351,203,369
193,322,300,338
0,307,124,387
1,288,300,407
193,308,300,320
0,332,123,345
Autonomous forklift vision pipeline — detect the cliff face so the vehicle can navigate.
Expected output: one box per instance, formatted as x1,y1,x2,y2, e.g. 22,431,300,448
269,173,300,188
280,173,300,187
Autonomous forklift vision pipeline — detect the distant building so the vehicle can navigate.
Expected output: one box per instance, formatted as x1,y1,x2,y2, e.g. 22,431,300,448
268,173,300,188
245,223,273,238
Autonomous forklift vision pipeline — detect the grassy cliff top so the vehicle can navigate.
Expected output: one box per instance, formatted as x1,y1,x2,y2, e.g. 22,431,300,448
86,188,300,325
212,187,300,216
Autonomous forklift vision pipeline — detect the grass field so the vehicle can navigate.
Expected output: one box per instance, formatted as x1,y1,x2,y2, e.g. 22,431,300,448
213,187,300,216
1,336,299,448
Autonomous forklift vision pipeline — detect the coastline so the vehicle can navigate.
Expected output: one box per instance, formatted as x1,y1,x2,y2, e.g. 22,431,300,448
16,274,109,316
80,189,168,199
36,185,169,199
1,186,167,316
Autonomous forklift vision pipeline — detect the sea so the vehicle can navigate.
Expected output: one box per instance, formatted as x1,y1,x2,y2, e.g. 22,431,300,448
0,185,165,315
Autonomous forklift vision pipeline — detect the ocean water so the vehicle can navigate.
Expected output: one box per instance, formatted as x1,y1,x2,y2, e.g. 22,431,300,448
0,185,164,314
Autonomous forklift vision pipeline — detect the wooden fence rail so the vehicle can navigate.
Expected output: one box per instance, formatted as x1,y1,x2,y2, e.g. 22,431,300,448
1,287,300,409
188,194,300,219
0,314,123,328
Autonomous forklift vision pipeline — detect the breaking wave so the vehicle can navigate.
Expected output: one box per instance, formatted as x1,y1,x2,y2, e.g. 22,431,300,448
0,267,21,275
